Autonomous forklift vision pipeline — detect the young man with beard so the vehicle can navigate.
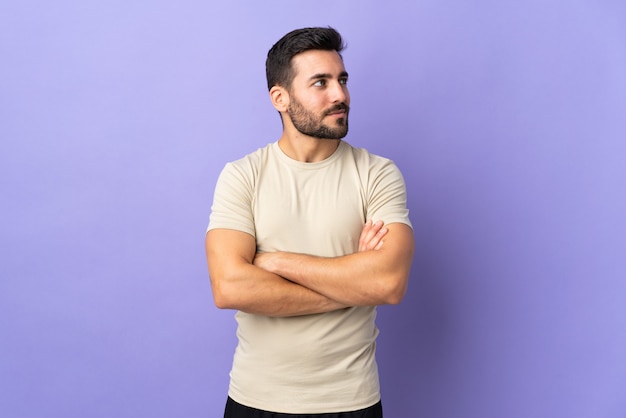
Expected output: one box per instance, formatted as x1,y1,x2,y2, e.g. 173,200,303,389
205,27,414,417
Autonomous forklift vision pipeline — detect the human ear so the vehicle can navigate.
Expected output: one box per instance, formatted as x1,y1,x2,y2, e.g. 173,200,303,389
269,85,289,113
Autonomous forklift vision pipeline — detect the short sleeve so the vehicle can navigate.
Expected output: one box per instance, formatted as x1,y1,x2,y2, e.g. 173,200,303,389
366,159,412,229
207,162,256,237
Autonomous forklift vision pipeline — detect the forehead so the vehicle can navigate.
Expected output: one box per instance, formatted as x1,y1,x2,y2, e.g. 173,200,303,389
291,49,346,80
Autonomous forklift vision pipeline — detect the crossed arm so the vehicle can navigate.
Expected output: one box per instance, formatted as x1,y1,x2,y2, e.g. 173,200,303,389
205,220,414,317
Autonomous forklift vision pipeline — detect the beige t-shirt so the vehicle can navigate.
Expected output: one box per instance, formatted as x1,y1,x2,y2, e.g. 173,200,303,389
208,140,412,413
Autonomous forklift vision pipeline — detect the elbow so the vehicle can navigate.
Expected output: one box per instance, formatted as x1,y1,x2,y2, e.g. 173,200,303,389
378,273,409,305
211,288,230,310
384,291,405,306
382,286,406,305
212,291,231,310
209,275,237,310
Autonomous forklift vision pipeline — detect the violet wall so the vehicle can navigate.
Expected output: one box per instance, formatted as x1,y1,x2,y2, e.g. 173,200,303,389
1,1,625,417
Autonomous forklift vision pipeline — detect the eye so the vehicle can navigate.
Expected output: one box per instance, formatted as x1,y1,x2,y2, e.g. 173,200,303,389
339,78,348,85
313,79,326,87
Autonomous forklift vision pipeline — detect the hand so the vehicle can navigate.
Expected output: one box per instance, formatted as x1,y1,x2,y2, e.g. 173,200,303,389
253,219,388,273
358,220,388,252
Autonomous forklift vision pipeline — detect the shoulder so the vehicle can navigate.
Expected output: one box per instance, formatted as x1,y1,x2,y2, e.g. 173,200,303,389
227,142,273,170
341,141,401,175
218,142,275,182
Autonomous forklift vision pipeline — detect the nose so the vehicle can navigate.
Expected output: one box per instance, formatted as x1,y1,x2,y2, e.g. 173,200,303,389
329,80,348,104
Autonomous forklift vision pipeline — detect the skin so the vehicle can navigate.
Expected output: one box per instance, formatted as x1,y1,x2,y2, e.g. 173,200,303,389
205,49,415,316
206,220,390,317
270,49,350,162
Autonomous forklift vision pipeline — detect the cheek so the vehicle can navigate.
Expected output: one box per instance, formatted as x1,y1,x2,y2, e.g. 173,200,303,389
294,94,321,110
309,99,328,114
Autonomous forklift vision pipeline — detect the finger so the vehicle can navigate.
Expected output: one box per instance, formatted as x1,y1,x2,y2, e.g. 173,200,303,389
369,227,388,250
359,220,380,249
359,221,387,251
367,227,389,249
358,220,373,246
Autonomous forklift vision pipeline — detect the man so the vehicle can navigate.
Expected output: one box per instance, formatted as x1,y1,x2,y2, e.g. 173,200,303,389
205,27,414,417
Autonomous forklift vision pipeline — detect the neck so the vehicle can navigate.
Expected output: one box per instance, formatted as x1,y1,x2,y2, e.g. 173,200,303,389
278,132,341,163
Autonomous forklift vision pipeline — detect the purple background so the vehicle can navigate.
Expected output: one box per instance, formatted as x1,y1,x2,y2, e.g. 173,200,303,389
1,1,625,417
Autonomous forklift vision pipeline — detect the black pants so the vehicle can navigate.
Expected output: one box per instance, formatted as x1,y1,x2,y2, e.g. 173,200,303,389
224,397,383,418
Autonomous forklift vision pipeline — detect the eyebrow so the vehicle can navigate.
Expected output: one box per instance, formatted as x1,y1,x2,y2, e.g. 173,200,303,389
308,71,349,81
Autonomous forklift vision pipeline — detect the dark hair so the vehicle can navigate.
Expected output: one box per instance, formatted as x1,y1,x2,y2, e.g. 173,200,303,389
265,27,345,91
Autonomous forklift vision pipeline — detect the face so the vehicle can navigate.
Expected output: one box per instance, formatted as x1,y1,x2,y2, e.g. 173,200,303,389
285,50,350,140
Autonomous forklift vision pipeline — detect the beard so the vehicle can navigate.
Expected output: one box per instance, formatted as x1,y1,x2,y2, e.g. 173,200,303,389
287,98,349,140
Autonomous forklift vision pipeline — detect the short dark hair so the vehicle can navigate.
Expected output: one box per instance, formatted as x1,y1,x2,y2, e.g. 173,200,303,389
265,27,345,91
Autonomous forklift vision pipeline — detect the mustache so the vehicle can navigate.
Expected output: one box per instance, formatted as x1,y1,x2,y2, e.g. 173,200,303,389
324,103,349,116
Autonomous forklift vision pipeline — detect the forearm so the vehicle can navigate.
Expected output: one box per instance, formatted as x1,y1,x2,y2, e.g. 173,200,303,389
211,263,347,317
254,223,415,306
256,252,398,306
206,229,347,317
